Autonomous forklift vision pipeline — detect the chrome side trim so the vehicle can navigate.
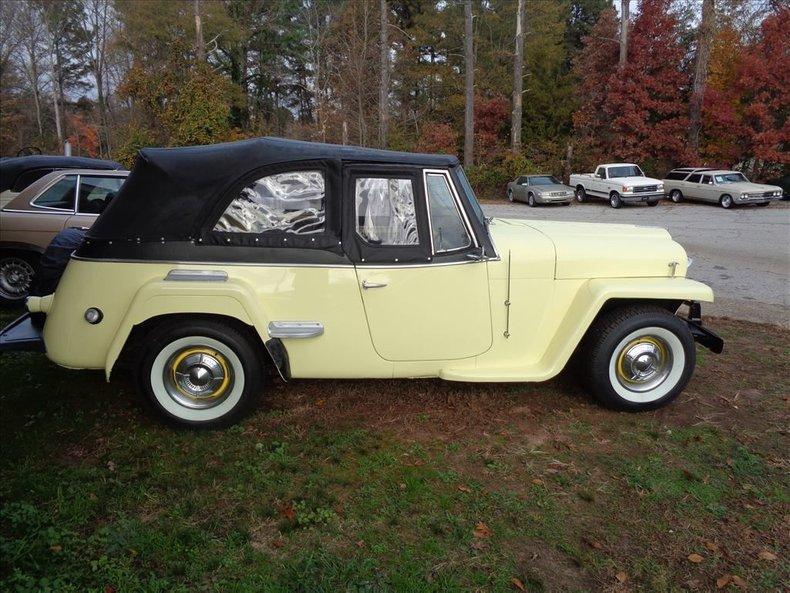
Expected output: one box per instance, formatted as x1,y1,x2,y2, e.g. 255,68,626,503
267,321,324,339
164,269,228,282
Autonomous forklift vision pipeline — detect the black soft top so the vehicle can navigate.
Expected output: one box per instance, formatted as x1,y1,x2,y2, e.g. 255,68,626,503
88,137,459,242
0,155,123,192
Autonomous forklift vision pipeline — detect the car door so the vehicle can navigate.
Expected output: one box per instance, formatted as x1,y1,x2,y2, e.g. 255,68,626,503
345,165,492,362
14,174,77,249
684,173,703,199
594,166,607,195
698,174,718,203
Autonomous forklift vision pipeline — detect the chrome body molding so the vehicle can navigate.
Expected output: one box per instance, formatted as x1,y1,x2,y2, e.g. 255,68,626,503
267,321,324,339
164,269,228,282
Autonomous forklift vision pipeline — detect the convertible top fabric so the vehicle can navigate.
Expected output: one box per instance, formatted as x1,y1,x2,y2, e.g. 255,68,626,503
0,155,123,192
88,137,459,242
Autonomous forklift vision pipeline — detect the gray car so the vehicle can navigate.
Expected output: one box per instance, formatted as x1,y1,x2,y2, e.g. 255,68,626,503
506,175,573,206
664,168,782,208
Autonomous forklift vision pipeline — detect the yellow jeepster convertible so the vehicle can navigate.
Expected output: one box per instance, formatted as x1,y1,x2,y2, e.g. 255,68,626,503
0,138,723,427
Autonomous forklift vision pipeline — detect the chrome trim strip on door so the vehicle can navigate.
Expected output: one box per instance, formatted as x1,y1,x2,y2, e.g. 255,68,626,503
267,321,324,339
164,269,228,282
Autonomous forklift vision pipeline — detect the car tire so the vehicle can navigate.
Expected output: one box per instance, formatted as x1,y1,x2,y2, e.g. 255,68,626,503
528,193,536,207
0,252,38,307
575,186,586,202
756,202,770,207
507,189,514,202
582,305,696,412
137,319,265,428
609,192,622,209
647,200,659,207
719,194,733,209
670,189,683,203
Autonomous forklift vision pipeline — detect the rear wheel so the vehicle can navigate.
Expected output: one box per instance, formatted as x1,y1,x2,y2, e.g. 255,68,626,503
507,189,514,202
137,319,265,428
581,306,695,411
719,194,733,209
609,192,623,209
528,193,536,207
0,253,37,307
670,189,683,203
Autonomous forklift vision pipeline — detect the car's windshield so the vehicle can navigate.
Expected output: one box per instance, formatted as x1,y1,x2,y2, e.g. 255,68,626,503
530,176,560,185
608,165,644,178
714,172,748,184
454,166,486,228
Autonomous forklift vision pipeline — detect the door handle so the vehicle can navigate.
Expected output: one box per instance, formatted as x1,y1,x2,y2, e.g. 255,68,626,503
362,280,387,289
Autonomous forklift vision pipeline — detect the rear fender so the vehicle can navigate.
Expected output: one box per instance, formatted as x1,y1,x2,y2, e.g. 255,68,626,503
105,277,273,379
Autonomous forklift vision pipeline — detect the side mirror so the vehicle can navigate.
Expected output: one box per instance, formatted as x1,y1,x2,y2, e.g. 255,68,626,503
594,174,602,179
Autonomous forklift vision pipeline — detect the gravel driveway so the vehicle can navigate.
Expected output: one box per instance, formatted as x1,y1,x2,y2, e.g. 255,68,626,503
482,199,790,328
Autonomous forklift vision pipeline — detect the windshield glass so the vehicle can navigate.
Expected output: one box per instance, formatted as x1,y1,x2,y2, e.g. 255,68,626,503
454,166,485,227
608,165,644,178
714,172,748,184
530,176,560,185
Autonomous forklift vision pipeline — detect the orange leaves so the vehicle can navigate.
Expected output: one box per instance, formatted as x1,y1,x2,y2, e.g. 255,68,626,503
473,521,491,538
687,553,704,564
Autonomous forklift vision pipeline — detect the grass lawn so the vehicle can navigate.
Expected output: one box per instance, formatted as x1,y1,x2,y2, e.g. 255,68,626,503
1,311,787,592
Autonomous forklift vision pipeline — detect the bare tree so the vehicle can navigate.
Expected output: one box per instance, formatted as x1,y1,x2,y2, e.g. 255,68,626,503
378,0,389,148
16,1,48,138
83,0,113,156
619,0,629,68
194,0,205,62
463,0,474,167
689,0,715,154
510,0,526,154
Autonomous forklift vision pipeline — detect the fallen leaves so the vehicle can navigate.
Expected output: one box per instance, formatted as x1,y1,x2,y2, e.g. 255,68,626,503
510,577,526,590
615,571,628,583
457,484,472,493
687,553,704,564
702,540,720,553
473,521,492,538
716,574,746,588
278,501,296,522
757,549,777,561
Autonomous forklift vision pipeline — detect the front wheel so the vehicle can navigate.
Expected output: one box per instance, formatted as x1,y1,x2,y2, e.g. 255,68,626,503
581,306,695,411
575,186,586,202
507,189,514,202
719,194,733,209
528,193,536,207
609,192,623,209
137,319,265,428
647,200,659,207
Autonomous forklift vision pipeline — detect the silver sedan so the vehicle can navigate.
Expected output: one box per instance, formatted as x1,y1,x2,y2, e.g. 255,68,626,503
506,175,573,206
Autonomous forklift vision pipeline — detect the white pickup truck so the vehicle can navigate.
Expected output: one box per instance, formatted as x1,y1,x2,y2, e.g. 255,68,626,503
570,163,665,208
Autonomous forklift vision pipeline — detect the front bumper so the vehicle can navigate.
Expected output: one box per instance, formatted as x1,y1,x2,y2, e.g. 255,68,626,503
621,192,664,202
535,194,573,204
0,313,44,353
683,301,723,354
734,195,778,204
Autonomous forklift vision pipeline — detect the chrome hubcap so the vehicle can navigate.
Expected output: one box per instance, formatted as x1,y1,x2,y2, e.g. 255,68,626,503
0,258,34,299
615,336,672,392
163,347,233,409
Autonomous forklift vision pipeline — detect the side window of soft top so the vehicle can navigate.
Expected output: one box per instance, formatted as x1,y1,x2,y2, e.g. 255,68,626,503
214,170,326,235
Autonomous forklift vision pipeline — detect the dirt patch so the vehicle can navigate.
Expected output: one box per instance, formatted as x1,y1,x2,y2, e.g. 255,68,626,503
512,538,597,592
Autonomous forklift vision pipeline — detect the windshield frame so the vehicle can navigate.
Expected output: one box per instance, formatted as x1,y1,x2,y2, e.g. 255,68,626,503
607,165,644,179
529,175,561,186
714,172,748,184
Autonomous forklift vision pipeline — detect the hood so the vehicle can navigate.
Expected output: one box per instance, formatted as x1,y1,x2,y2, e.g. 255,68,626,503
489,218,688,280
613,176,662,186
717,182,782,193
531,184,572,193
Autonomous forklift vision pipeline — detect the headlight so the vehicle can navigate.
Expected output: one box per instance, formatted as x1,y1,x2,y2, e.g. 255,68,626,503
658,184,664,191
535,191,543,197
741,192,748,198
622,186,632,192
775,191,782,196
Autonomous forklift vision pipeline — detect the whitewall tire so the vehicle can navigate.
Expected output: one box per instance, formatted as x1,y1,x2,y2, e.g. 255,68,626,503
582,306,695,411
138,320,265,427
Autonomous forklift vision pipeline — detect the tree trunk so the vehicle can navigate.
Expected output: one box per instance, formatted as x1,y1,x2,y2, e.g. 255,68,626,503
30,60,43,138
52,78,63,146
619,0,629,68
463,0,474,167
194,0,205,61
689,0,715,155
564,143,573,184
510,0,526,154
378,0,389,148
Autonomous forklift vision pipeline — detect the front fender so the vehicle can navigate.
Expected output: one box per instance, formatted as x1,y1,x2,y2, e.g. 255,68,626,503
104,277,272,379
